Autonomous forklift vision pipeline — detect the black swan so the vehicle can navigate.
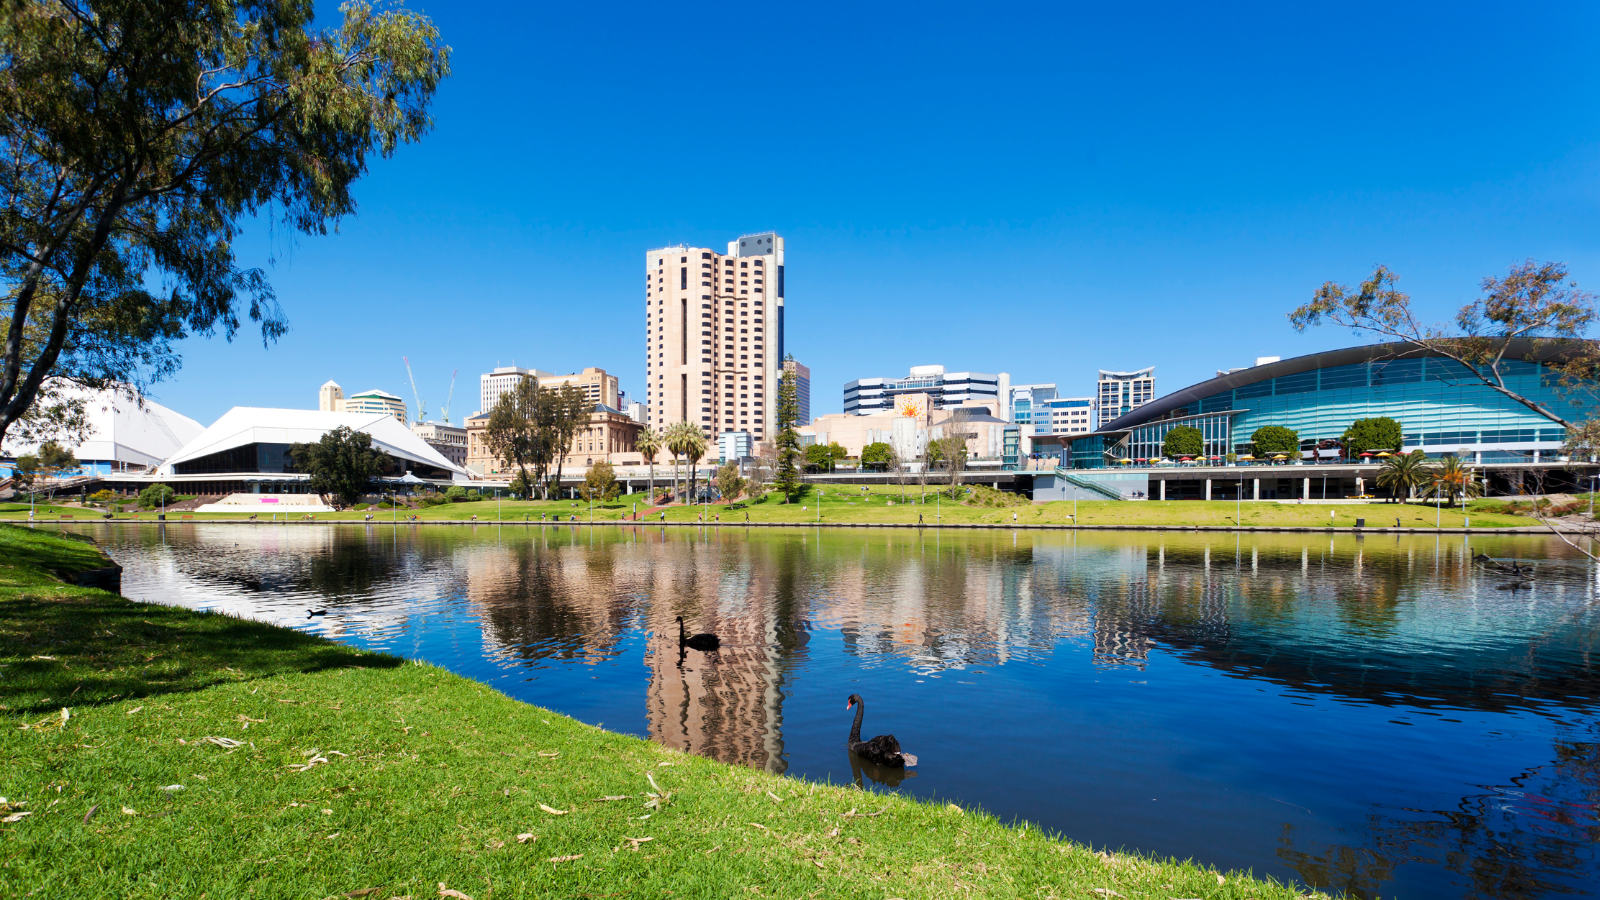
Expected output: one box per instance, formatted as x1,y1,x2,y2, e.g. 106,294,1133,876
307,609,326,618
846,694,917,768
677,616,720,651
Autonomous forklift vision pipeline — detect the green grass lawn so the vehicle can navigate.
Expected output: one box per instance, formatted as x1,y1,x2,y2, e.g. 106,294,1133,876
0,482,1551,529
0,524,1313,899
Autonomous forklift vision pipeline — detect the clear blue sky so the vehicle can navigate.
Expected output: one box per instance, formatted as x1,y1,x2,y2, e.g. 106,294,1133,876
162,1,1600,426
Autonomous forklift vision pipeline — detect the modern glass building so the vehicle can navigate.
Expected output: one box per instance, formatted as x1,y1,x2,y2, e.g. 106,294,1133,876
1063,341,1591,469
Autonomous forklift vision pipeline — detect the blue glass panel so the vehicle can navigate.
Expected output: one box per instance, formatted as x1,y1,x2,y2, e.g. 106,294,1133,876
1539,428,1566,442
1199,393,1233,413
1234,380,1272,399
1274,371,1318,394
1424,358,1475,382
1319,364,1367,389
1370,358,1424,385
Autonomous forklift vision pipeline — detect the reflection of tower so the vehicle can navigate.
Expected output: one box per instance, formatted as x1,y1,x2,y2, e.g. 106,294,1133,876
642,544,791,772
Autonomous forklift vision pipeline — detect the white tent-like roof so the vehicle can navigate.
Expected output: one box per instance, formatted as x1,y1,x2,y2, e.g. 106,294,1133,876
157,407,470,478
3,382,203,469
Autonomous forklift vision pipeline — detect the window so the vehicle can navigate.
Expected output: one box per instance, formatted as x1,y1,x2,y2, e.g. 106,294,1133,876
680,267,687,289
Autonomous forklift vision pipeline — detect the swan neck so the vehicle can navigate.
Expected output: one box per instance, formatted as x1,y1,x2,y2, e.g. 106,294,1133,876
849,701,864,743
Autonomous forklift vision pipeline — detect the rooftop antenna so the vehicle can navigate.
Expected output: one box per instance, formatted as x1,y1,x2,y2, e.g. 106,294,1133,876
403,356,426,422
442,369,457,424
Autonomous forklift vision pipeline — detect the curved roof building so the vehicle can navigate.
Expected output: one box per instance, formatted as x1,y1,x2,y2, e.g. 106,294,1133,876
156,407,470,492
2,382,203,474
1065,340,1591,469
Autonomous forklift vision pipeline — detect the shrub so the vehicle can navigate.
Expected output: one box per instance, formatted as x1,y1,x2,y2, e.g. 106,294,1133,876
88,489,118,503
137,483,176,509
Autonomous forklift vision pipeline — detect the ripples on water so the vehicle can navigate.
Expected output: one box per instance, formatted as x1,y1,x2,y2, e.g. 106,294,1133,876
67,523,1600,900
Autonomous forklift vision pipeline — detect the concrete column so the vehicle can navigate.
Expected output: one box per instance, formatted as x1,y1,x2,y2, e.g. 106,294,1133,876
1205,479,1212,501
1160,479,1166,500
1354,476,1363,498
1303,477,1311,499
1252,478,1260,500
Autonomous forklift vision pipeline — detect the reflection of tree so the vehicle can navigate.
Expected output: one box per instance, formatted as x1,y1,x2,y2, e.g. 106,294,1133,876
470,540,629,665
1276,728,1600,900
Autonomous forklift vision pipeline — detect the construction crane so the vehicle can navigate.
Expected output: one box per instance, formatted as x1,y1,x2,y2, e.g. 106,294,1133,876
403,356,426,423
441,370,458,424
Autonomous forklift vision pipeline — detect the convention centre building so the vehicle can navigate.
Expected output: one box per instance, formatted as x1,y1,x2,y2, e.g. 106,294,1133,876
1041,340,1595,501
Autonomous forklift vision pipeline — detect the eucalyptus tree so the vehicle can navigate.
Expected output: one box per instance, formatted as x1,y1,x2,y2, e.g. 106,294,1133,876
0,0,451,450
1292,261,1600,428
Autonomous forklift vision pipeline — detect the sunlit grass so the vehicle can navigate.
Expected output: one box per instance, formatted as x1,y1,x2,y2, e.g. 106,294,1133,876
0,526,1315,900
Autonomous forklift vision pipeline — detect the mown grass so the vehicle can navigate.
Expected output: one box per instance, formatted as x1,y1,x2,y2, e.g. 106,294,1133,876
0,525,1317,899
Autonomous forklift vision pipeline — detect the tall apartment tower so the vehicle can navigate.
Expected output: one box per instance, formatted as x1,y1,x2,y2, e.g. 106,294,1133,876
783,358,811,425
645,233,785,440
1096,367,1155,429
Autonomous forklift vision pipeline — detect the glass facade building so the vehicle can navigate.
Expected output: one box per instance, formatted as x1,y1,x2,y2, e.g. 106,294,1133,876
1064,342,1591,469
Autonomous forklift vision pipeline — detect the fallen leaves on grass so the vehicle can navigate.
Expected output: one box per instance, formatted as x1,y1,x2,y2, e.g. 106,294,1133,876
2,810,32,823
547,854,583,863
121,806,136,816
82,804,98,823
126,706,143,715
159,784,184,792
766,791,784,803
538,804,568,816
623,836,653,851
516,833,535,844
537,750,560,758
205,736,243,749
747,823,769,831
1091,890,1123,898
437,884,473,899
19,707,70,732
593,795,631,802
344,889,382,898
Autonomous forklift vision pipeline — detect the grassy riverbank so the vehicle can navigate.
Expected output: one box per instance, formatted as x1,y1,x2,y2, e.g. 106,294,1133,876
0,524,1309,899
0,486,1550,529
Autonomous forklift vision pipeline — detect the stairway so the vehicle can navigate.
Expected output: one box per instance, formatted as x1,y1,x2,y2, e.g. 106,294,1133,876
1053,467,1126,501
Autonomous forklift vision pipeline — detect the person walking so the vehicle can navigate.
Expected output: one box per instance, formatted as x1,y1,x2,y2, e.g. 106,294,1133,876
1012,511,1017,524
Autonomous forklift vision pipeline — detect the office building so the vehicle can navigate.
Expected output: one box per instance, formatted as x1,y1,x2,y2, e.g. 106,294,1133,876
844,365,1009,416
644,232,786,441
479,365,549,414
1096,367,1154,429
411,421,468,468
1037,397,1095,436
784,358,811,425
539,367,620,409
800,395,1012,461
341,388,407,425
718,431,753,463
1009,383,1056,425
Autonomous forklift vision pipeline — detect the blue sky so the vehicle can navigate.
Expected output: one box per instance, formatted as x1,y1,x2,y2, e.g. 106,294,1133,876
162,1,1600,426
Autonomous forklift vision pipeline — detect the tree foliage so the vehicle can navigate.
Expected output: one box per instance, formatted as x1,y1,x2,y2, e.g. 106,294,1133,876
1161,425,1203,459
484,378,542,500
1343,416,1403,457
579,459,618,503
1421,455,1482,508
1291,261,1600,427
773,364,802,502
714,462,744,502
861,441,893,472
803,441,846,473
635,426,660,500
136,481,174,509
289,425,386,509
12,437,75,496
0,0,450,451
1250,425,1299,455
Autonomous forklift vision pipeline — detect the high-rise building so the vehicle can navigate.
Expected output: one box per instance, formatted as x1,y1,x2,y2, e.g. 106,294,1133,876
844,365,1008,415
539,367,620,409
1096,367,1154,428
411,421,468,467
479,365,550,414
783,358,811,425
644,233,785,440
318,380,344,412
1009,383,1056,426
342,388,408,425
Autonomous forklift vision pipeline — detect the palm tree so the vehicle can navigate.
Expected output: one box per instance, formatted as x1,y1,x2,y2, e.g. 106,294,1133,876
1422,455,1483,508
681,427,709,503
636,427,660,506
665,421,697,503
1375,449,1429,503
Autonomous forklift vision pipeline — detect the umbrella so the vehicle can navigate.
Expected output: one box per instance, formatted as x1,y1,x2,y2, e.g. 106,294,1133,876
1359,452,1373,457
1272,454,1288,460
1237,454,1255,460
1118,458,1134,464
1180,456,1193,462
1376,451,1392,458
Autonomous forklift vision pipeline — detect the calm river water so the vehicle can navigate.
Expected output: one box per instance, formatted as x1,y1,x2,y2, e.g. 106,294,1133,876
65,522,1600,900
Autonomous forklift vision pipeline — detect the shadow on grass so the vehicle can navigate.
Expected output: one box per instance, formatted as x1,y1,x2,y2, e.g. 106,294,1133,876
0,587,399,716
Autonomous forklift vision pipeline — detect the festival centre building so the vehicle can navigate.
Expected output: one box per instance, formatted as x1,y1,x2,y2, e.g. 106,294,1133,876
1042,340,1595,501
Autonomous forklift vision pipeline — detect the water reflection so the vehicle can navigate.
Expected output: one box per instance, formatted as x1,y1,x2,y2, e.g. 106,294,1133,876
70,522,1600,900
